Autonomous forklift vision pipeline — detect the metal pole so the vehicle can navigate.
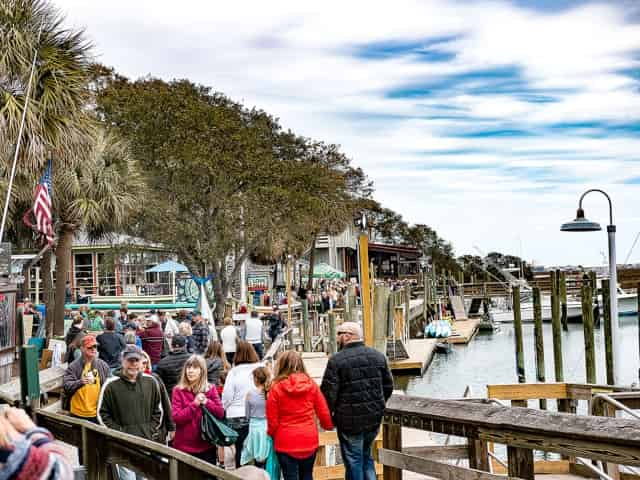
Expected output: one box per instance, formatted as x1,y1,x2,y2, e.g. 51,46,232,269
0,23,44,244
608,225,621,385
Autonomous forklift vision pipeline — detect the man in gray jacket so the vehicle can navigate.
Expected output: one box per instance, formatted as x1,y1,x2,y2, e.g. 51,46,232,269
63,334,110,423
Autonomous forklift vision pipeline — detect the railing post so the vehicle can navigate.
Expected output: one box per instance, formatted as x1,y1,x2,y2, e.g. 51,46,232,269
507,446,534,480
468,439,490,471
383,421,402,480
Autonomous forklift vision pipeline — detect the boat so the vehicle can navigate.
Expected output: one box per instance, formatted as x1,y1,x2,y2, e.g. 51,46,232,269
491,296,582,323
435,341,452,354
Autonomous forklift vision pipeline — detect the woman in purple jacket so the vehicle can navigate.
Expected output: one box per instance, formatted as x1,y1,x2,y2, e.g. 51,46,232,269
171,354,224,464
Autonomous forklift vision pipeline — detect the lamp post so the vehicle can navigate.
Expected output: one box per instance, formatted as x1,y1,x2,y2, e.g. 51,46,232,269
560,189,620,384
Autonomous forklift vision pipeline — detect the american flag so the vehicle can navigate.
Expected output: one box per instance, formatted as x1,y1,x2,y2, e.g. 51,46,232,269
23,160,54,246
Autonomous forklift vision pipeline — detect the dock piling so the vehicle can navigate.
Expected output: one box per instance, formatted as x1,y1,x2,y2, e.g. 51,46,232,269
551,270,564,382
532,287,547,410
513,285,526,383
559,270,568,331
581,275,596,384
602,279,614,385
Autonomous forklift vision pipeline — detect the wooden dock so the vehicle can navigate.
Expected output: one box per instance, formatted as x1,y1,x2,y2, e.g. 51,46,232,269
389,338,437,374
447,317,481,344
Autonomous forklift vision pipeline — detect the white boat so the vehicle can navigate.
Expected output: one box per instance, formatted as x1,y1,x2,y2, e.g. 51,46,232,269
491,296,582,323
600,287,637,316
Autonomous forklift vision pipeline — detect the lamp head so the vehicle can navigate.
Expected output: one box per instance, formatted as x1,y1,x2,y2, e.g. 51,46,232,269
560,207,602,232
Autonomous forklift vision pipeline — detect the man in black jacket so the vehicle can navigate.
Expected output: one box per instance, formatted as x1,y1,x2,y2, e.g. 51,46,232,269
96,317,126,371
320,322,393,480
155,335,190,394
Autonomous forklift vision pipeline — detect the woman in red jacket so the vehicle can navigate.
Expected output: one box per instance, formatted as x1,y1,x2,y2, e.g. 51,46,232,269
266,351,333,480
171,354,224,464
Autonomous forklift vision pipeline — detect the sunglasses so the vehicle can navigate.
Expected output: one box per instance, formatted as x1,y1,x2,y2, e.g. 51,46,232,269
86,345,97,350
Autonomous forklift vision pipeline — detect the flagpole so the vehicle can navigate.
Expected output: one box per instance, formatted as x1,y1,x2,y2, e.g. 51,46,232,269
0,22,44,244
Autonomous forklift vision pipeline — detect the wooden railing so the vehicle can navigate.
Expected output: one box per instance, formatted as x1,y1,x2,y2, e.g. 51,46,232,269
381,394,640,480
35,410,243,480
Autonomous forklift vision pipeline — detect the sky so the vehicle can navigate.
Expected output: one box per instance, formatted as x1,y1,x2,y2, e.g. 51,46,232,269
54,0,640,267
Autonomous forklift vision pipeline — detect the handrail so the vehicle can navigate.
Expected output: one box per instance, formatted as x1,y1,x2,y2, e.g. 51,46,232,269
592,393,640,420
382,394,640,480
575,457,614,480
35,409,243,479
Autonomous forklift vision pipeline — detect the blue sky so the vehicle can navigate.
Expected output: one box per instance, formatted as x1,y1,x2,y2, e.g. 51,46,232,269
56,0,640,266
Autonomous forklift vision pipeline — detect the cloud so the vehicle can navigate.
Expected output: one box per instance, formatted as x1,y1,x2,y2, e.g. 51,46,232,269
53,0,640,266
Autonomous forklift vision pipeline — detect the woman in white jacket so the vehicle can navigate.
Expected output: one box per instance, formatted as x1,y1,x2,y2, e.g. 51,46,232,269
221,340,262,468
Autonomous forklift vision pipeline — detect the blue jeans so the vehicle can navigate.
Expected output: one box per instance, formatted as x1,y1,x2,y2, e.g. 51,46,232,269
277,450,316,480
338,428,379,480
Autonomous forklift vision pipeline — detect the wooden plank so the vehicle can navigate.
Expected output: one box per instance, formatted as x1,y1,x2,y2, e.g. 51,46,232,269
318,430,382,446
314,463,383,480
507,446,534,480
492,460,571,475
378,448,521,480
487,383,568,401
402,445,469,459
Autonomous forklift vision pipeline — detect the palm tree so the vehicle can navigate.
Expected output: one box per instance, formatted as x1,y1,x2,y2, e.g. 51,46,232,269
52,129,145,336
0,0,94,170
1,0,94,336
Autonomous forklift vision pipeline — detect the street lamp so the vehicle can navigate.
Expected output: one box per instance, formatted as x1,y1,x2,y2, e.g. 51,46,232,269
561,188,620,384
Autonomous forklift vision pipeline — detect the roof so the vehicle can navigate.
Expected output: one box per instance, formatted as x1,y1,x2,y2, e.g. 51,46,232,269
368,242,421,256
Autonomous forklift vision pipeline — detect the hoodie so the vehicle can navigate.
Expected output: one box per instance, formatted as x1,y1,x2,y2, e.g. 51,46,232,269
266,373,333,459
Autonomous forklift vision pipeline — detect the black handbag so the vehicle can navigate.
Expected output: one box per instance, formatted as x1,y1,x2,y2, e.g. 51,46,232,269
199,405,239,446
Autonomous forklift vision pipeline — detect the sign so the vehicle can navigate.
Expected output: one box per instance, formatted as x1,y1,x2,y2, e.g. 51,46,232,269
247,274,268,292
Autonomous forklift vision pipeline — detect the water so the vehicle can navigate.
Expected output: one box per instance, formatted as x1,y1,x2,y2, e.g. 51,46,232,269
399,316,640,398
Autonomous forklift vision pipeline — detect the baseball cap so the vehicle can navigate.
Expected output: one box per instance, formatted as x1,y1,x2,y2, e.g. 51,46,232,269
121,345,144,361
81,335,97,348
336,322,362,338
172,335,186,348
192,309,201,316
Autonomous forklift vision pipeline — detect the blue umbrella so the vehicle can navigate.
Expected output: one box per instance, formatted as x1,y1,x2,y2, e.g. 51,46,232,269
145,260,189,273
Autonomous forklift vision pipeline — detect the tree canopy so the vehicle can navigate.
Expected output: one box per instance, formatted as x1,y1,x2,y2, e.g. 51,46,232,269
94,71,371,316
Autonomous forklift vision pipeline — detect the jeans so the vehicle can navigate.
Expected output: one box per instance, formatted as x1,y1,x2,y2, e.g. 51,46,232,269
338,428,379,480
277,450,316,480
251,342,264,359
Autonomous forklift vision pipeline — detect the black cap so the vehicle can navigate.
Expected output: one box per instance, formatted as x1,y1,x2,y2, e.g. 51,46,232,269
172,335,186,348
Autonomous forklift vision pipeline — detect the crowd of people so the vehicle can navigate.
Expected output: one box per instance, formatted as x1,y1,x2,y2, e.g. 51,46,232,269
58,303,393,480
